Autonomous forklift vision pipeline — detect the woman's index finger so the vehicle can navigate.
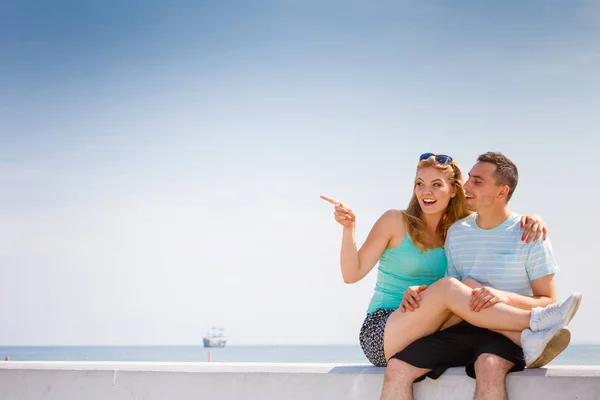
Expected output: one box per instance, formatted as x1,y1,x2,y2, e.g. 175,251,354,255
320,195,341,205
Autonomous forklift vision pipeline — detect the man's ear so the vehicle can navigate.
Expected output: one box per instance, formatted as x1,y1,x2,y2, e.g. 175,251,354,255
497,185,510,200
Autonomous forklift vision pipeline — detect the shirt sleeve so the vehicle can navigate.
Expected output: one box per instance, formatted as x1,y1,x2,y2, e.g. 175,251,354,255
445,233,462,280
526,237,560,280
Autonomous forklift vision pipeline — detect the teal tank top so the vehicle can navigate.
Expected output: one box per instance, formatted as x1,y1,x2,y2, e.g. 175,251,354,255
366,233,448,314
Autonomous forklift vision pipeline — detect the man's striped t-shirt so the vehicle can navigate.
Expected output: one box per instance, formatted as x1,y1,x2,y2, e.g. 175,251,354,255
445,212,560,295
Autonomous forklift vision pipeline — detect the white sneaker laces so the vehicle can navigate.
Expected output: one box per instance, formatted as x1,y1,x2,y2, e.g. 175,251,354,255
542,304,560,319
536,303,563,329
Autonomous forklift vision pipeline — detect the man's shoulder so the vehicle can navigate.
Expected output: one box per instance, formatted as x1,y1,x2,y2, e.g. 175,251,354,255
503,212,527,234
448,214,475,234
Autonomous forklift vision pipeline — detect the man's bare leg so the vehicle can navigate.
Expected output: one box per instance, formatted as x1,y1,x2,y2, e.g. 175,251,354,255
473,353,515,400
381,358,430,400
495,330,521,346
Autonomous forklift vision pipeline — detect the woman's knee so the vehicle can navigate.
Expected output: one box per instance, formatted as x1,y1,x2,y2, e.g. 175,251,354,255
433,276,461,291
461,278,481,289
425,277,464,302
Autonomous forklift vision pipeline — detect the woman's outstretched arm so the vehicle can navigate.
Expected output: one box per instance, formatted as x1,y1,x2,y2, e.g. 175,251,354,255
321,195,401,284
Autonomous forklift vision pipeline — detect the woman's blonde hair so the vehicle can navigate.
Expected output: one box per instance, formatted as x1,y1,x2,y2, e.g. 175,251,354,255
402,156,471,251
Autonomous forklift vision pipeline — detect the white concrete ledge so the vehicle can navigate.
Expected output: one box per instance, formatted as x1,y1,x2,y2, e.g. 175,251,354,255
1,362,600,399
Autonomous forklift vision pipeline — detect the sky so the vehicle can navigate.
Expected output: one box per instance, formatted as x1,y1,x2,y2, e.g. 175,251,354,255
0,0,599,346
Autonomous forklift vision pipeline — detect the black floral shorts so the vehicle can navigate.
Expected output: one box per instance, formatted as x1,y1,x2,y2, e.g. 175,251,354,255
359,308,395,367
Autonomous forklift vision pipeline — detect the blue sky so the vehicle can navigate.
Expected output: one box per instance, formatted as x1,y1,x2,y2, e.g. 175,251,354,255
0,0,599,346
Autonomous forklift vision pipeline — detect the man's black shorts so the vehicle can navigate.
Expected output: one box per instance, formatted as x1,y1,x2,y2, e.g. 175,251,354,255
390,321,526,382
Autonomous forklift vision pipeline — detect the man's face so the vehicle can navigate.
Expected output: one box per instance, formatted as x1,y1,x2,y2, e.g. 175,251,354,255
463,162,506,211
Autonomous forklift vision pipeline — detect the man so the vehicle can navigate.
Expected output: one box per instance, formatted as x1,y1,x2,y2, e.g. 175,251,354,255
381,152,580,400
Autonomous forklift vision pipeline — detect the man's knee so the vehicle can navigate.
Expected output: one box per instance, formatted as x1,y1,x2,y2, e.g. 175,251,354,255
474,353,514,383
384,358,424,385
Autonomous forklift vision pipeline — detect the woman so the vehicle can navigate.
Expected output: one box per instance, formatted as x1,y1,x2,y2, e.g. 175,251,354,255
320,153,570,368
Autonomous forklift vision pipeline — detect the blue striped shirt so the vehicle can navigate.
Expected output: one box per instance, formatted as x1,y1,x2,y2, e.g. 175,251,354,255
445,213,560,295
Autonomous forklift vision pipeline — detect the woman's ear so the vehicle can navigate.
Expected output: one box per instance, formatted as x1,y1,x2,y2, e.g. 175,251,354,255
450,186,457,198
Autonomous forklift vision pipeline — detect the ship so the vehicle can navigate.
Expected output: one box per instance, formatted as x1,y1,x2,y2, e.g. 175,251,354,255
203,327,227,348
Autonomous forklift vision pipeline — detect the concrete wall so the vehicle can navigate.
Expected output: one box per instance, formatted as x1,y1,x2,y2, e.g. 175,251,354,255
1,362,599,400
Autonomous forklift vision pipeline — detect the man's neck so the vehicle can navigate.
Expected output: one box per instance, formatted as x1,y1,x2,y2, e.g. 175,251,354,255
475,206,512,230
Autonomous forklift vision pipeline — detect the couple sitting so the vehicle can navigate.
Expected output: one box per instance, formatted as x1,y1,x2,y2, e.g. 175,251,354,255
322,151,582,400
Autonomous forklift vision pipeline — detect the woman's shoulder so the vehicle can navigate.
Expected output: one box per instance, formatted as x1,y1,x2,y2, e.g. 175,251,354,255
376,209,408,247
377,209,407,232
379,208,406,221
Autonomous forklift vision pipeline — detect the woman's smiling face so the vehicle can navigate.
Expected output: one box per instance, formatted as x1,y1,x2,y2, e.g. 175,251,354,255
414,166,457,215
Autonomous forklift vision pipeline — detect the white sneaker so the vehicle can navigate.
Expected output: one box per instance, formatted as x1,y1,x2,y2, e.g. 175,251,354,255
529,292,582,332
522,326,571,368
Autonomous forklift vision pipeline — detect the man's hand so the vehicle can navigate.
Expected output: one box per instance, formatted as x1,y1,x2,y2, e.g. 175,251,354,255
400,285,428,312
470,286,510,312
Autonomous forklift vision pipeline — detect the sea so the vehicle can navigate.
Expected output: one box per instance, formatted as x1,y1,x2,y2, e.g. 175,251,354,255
1,344,600,365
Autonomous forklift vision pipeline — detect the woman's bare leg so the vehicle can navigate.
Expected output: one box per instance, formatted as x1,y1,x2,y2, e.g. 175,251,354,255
461,278,522,346
383,277,531,360
439,314,463,330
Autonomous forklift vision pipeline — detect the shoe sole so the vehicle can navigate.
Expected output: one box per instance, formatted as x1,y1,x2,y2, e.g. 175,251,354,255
565,293,583,326
527,327,571,368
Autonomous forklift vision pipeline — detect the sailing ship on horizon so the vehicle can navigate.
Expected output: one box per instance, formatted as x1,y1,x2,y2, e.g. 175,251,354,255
203,327,227,348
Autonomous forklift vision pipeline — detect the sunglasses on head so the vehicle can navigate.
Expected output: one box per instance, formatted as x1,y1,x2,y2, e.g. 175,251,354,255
419,153,453,164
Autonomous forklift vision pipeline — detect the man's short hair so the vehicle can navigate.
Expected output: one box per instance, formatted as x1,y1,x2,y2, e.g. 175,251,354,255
477,152,519,202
